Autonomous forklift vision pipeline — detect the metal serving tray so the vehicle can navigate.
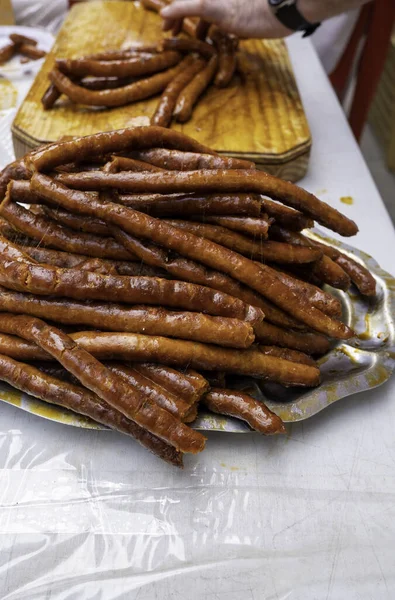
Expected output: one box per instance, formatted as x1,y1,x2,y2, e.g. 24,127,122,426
0,230,394,432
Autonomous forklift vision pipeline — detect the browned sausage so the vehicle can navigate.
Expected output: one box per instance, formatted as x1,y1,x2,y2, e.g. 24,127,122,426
0,198,133,260
33,174,350,338
210,30,236,87
118,192,261,216
107,363,193,421
160,37,216,59
19,44,46,60
0,43,16,64
203,388,286,434
260,197,314,231
0,314,206,454
68,332,321,386
56,51,181,78
269,226,340,260
131,148,255,170
0,286,255,347
134,364,209,404
259,345,317,366
86,45,159,60
336,253,376,296
37,205,111,236
9,33,37,46
0,158,31,201
42,83,62,109
54,169,358,237
0,237,261,321
48,62,186,107
167,219,321,263
195,19,211,41
151,56,206,127
174,54,218,122
29,126,216,172
255,321,330,355
204,216,272,237
0,353,183,467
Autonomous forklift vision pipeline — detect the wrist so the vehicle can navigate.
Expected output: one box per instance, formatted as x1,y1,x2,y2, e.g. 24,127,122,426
259,0,293,38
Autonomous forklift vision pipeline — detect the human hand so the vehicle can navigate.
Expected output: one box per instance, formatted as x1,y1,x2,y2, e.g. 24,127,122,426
160,0,292,39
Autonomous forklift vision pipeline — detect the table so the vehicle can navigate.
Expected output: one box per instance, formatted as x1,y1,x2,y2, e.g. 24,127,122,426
1,35,395,600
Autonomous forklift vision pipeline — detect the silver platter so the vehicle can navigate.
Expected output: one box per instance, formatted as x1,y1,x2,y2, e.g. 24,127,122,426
1,229,394,432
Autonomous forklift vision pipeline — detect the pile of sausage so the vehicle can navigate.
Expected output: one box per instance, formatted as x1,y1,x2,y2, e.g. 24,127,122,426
0,125,376,467
0,33,46,65
41,0,237,126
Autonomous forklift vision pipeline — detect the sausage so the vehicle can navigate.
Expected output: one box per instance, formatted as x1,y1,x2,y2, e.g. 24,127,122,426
0,43,16,64
5,180,43,204
18,44,46,60
33,174,350,338
134,364,209,404
110,226,262,325
336,254,376,296
0,314,206,454
160,37,216,59
56,51,181,78
55,169,358,237
254,321,330,355
79,76,137,90
0,238,260,321
37,205,111,236
271,268,342,316
0,158,31,202
107,363,193,421
151,56,206,127
86,46,159,60
0,354,183,467
42,83,62,109
131,148,255,170
68,332,321,386
195,19,211,41
29,126,216,172
9,33,37,46
0,287,255,347
203,388,286,434
211,30,236,87
0,198,133,260
269,226,340,260
167,219,322,263
259,345,317,367
48,62,186,108
260,197,314,231
21,245,167,278
118,192,261,216
107,156,164,173
174,54,218,122
204,216,272,237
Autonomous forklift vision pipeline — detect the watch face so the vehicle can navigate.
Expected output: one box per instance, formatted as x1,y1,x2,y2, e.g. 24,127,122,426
269,0,294,7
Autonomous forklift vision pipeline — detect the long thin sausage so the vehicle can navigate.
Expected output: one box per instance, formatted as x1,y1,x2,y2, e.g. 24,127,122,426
151,56,206,127
48,62,186,108
160,37,216,59
118,192,261,216
54,169,358,237
0,197,133,260
42,83,62,109
135,364,209,404
0,43,16,64
211,31,236,87
31,174,351,338
336,254,376,296
204,216,272,237
174,54,218,122
0,354,183,467
131,148,255,170
56,51,181,78
0,314,206,454
37,205,111,236
260,197,314,231
259,345,317,366
255,321,330,355
29,126,216,172
0,287,255,347
195,19,211,41
19,44,46,60
107,156,164,173
9,33,37,46
203,388,286,434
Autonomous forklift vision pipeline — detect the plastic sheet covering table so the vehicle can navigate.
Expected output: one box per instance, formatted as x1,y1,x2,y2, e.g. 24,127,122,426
1,35,395,599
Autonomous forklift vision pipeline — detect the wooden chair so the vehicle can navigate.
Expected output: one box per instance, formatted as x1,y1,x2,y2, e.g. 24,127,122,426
330,0,395,141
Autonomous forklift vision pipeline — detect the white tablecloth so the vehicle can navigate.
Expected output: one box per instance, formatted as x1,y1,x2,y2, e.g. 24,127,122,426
1,36,395,600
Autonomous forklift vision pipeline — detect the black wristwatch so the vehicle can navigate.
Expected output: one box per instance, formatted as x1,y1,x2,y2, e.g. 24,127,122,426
268,0,321,37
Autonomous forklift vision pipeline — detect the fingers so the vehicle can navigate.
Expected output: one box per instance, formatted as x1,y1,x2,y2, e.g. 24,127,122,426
161,0,204,20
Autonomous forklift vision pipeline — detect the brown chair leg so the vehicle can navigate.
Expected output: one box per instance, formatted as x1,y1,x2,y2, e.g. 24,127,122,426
349,0,395,141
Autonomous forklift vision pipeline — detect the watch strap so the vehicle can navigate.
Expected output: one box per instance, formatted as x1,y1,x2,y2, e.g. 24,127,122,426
271,1,321,37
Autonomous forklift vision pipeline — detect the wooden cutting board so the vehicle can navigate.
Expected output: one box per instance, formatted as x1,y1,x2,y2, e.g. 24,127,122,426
12,0,311,181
